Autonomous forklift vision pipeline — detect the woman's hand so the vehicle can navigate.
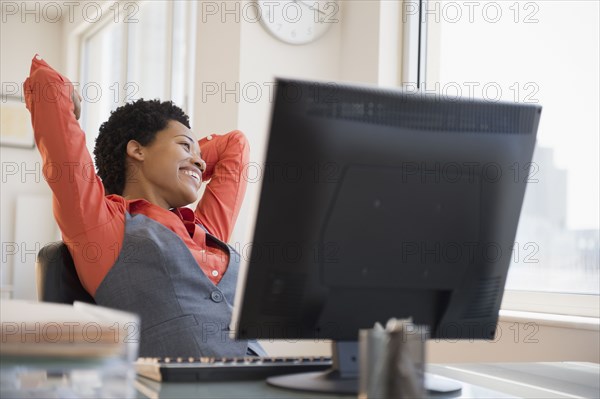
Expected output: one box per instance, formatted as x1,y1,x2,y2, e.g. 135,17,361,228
72,88,82,120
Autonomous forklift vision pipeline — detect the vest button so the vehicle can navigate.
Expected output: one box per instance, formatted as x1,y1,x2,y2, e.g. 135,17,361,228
210,291,223,303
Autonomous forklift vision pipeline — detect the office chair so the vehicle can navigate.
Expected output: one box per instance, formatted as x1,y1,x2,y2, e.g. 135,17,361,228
36,242,95,304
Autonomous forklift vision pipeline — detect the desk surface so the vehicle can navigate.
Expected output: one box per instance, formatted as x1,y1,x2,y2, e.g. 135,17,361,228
134,362,599,399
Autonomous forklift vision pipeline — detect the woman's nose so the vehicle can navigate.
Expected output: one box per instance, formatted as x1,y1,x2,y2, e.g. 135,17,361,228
194,158,206,173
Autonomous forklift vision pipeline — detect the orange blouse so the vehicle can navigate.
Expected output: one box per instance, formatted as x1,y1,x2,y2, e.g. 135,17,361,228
24,55,249,296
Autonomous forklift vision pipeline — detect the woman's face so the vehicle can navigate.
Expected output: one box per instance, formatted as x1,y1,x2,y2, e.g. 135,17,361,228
127,120,205,209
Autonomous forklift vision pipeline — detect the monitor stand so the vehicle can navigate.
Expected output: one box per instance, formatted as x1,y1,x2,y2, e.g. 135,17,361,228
266,341,462,395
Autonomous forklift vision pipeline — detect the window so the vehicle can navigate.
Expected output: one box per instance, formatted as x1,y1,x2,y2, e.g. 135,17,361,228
79,1,197,156
79,18,125,155
407,1,599,311
127,1,169,101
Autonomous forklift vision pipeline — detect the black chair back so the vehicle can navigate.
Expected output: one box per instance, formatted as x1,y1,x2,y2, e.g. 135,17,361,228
36,242,95,304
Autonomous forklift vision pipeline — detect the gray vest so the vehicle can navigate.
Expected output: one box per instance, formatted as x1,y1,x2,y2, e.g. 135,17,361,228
94,212,265,358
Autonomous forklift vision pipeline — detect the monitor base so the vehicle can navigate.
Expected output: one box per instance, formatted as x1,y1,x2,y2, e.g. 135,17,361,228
266,341,461,395
267,370,462,395
267,370,357,394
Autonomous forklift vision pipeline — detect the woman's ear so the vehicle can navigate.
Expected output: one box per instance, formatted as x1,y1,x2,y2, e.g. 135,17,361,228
126,140,145,162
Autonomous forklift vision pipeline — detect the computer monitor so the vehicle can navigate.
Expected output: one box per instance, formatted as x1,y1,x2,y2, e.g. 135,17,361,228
232,78,541,394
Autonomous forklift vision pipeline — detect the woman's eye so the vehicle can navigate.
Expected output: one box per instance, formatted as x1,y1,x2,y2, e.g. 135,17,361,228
180,143,191,151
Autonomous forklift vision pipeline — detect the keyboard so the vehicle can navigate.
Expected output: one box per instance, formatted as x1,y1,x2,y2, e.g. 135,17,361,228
135,356,333,382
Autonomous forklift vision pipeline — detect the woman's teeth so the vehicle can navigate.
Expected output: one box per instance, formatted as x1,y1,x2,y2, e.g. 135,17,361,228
182,170,200,180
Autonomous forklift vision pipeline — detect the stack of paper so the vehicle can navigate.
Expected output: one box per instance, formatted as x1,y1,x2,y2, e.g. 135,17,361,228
1,300,139,398
1,300,139,359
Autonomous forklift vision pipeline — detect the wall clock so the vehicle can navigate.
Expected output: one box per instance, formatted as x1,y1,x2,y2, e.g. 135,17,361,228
257,0,339,45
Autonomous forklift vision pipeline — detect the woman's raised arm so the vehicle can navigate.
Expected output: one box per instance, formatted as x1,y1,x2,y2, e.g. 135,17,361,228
194,131,250,243
24,55,125,295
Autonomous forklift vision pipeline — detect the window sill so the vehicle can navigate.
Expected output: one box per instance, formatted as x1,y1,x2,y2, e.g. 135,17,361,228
499,309,600,332
501,290,600,318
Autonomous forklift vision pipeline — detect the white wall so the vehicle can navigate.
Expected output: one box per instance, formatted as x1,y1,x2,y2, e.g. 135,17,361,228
0,13,63,298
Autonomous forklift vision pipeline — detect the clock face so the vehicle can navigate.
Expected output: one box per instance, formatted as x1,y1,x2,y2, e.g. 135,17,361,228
257,0,338,45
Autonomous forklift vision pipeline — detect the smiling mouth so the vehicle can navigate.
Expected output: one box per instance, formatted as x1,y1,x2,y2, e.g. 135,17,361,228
180,169,201,189
181,169,200,180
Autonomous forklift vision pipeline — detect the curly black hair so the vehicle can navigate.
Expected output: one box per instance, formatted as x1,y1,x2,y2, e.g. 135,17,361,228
94,99,190,195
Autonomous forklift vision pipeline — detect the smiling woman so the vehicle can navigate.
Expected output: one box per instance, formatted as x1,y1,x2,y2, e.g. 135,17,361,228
24,55,265,358
121,121,206,209
93,99,205,208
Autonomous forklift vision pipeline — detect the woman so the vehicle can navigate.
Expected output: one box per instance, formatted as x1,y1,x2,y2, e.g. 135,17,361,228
24,55,264,357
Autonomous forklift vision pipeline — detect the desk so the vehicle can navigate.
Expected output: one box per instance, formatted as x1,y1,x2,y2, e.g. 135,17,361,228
134,362,599,399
